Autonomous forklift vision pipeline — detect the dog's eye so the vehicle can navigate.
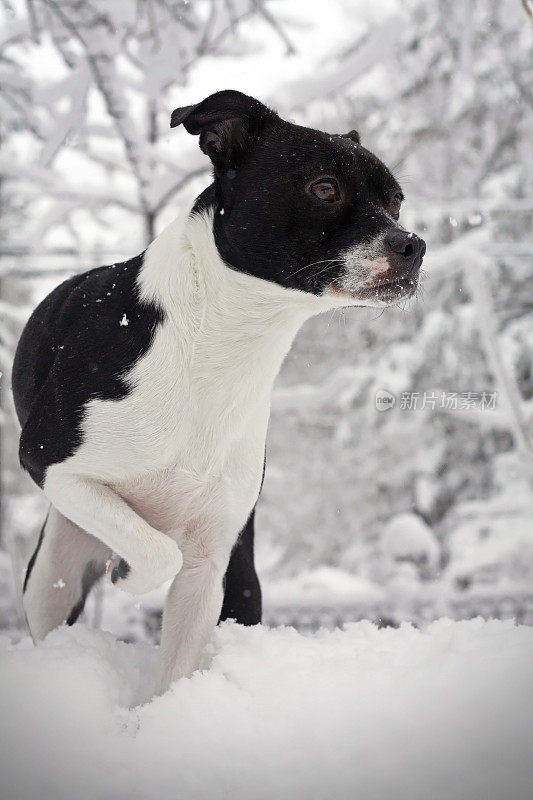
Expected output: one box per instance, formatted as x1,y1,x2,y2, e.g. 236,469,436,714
390,192,403,219
309,179,340,203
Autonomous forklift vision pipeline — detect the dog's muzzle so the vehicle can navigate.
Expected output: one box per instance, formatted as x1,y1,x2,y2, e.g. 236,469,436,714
328,228,426,306
364,229,426,303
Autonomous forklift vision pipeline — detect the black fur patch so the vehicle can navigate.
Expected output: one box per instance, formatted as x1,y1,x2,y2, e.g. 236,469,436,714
219,510,262,626
209,122,403,295
12,253,164,487
23,512,48,593
66,560,106,626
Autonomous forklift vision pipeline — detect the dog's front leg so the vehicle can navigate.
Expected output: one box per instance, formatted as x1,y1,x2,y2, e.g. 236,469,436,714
44,468,183,594
155,534,234,695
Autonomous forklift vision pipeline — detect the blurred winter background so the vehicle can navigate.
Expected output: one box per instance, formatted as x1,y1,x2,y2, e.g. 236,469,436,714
1,0,532,640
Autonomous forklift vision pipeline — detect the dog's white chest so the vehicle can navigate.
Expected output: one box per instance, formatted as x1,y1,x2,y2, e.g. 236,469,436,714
49,210,322,541
111,366,271,538
72,312,272,536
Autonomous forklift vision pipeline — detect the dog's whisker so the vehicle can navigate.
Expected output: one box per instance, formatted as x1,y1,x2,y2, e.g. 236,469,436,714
285,257,342,281
311,261,344,281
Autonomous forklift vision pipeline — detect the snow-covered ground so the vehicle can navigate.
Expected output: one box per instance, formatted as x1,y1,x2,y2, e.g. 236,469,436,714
1,619,533,800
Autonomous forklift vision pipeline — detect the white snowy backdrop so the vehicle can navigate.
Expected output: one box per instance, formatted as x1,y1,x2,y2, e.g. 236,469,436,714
1,0,532,638
2,3,533,799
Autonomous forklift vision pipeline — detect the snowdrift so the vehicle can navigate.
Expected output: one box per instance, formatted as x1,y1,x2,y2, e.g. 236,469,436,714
1,619,532,800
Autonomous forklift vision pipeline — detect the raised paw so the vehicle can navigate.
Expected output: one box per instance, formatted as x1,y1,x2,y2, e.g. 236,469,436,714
107,556,131,584
106,540,183,595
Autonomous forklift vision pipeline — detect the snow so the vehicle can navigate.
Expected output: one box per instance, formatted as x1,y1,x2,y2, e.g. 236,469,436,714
381,513,440,570
1,619,533,800
264,566,385,607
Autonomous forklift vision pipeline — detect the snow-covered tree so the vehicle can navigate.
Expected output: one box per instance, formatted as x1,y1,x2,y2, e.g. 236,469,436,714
1,0,292,256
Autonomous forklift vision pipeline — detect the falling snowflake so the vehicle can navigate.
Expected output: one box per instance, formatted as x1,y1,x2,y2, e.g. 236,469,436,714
53,578,66,589
120,314,129,327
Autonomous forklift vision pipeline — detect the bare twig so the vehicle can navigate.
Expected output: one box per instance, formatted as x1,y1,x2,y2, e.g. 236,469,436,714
144,0,162,52
25,0,40,42
197,0,218,55
44,0,152,218
253,0,296,56
153,166,210,214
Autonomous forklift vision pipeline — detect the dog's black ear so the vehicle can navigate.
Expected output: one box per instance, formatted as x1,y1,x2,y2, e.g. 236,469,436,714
170,90,268,173
342,129,361,144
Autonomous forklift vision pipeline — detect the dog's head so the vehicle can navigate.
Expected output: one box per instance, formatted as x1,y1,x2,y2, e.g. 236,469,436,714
171,90,425,307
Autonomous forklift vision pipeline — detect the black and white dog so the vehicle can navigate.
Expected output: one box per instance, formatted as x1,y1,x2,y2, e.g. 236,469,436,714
12,90,425,694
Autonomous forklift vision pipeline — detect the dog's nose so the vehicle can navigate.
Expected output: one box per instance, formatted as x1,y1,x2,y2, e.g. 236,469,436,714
385,230,426,271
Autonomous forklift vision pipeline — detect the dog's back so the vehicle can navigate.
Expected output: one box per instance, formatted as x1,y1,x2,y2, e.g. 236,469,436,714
12,256,163,486
12,270,88,429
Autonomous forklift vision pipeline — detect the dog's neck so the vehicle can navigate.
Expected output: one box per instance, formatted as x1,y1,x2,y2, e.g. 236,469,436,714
138,205,329,393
